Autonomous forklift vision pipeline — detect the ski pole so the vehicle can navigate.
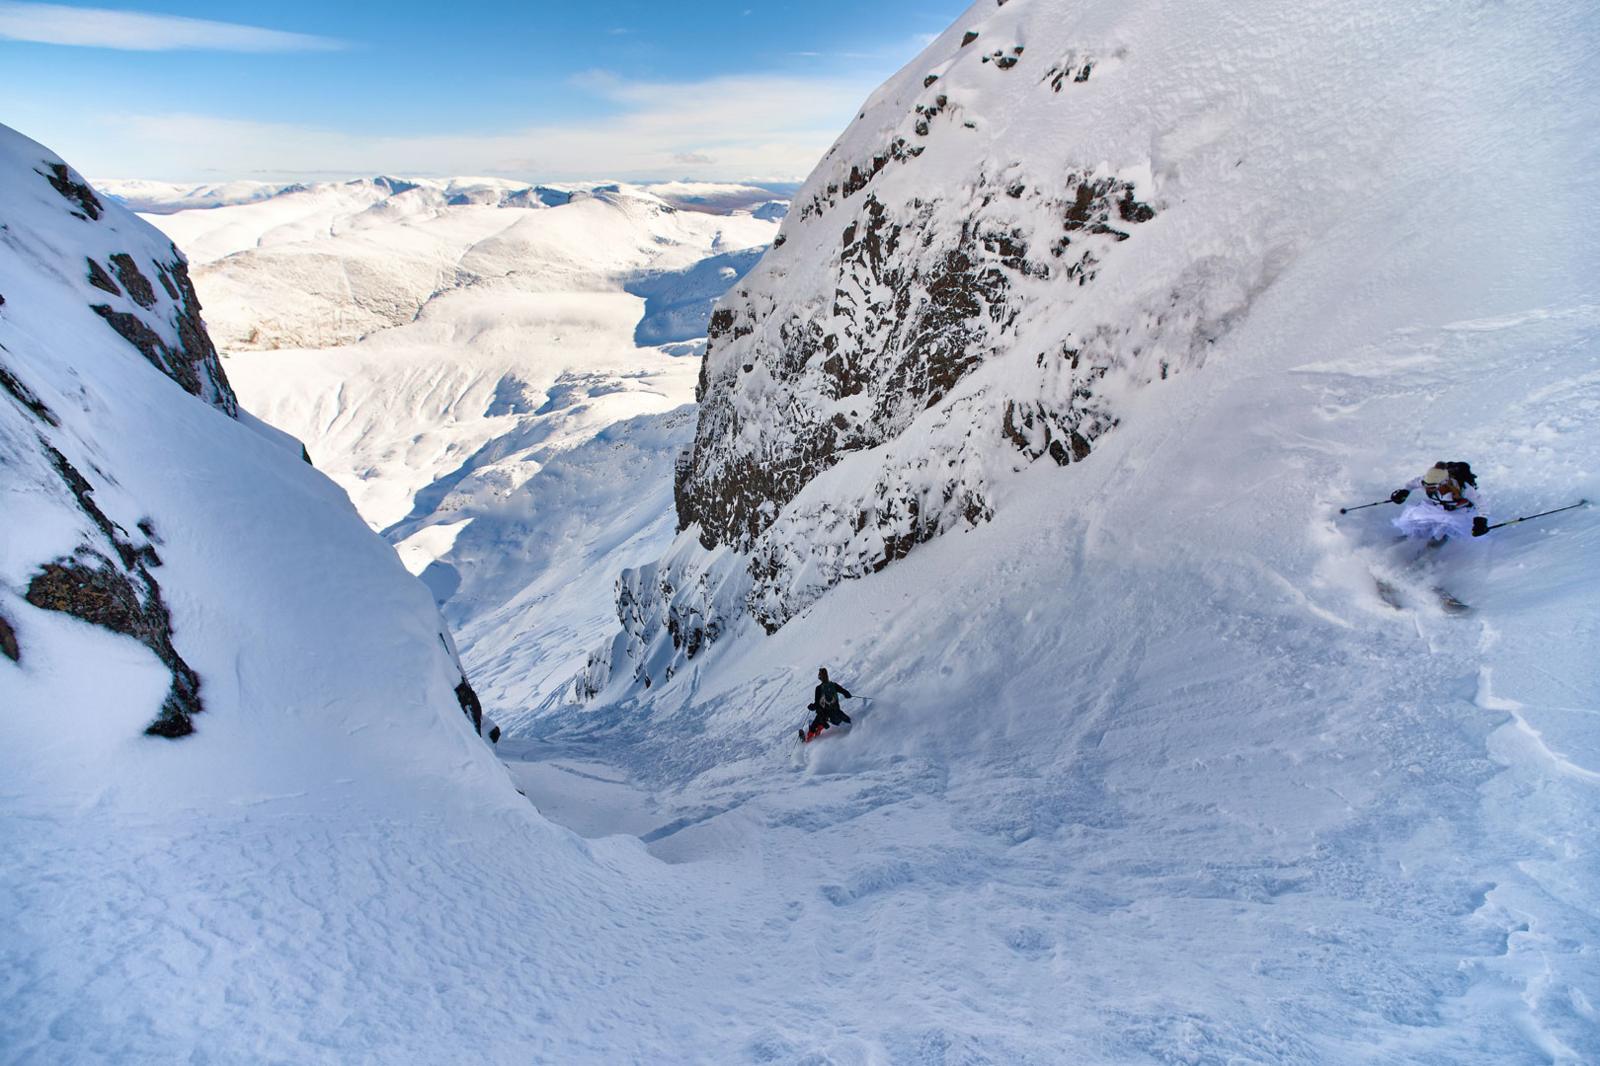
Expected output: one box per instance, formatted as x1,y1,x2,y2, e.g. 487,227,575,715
1339,498,1397,515
1472,499,1589,537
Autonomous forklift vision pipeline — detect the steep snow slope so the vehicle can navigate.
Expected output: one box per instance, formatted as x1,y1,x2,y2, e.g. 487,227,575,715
0,126,799,1066
506,0,1596,1059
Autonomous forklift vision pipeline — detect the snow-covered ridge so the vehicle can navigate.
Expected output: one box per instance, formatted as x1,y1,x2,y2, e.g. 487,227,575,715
0,134,247,735
0,122,494,743
579,0,1598,697
580,0,1214,694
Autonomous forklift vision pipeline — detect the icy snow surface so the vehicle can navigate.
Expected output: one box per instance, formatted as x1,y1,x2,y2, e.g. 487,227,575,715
5,0,1599,1061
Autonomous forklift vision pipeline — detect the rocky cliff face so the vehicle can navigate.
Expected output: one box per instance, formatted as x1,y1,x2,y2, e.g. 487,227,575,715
34,162,238,414
0,130,237,735
580,0,1285,696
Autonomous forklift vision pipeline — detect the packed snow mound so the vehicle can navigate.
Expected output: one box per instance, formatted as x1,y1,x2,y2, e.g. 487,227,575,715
580,0,1600,697
2,123,765,1064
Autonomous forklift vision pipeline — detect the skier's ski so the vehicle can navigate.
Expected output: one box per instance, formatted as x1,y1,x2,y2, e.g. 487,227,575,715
1374,577,1404,610
1372,575,1468,614
799,723,851,744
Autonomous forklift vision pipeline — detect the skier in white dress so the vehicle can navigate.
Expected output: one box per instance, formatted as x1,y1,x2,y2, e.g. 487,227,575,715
1389,461,1481,542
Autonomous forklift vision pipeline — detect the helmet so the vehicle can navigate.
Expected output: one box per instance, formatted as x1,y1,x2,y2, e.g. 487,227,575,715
1421,465,1450,486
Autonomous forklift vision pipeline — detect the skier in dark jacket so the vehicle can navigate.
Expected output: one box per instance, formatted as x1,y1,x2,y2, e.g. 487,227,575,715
801,668,853,741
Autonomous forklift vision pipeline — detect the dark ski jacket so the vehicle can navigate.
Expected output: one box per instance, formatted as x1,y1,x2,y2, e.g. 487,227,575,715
814,679,851,712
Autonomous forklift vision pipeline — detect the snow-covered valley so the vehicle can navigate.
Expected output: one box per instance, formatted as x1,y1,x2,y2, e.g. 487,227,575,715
5,0,1600,1061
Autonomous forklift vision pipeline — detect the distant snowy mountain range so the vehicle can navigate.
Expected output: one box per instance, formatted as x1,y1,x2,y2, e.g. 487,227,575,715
99,175,796,218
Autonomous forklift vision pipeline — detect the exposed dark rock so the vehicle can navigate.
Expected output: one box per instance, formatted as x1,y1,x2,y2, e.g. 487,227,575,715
923,74,939,88
454,676,484,734
913,95,951,138
1002,395,1112,467
25,555,202,737
301,444,314,466
32,440,199,735
676,171,1142,557
86,257,121,296
156,257,239,416
962,30,979,46
133,518,163,567
1046,59,1095,91
584,40,1178,687
1118,187,1157,223
109,253,158,309
38,162,103,220
0,612,18,663
90,250,239,416
0,360,60,426
797,137,923,221
44,442,138,569
92,304,176,381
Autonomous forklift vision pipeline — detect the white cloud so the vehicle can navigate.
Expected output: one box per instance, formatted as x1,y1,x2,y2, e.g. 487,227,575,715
785,32,942,64
51,69,888,183
0,2,345,52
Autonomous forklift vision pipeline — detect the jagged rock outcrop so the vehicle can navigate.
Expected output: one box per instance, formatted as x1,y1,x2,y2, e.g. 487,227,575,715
581,0,1283,696
3,126,495,743
1,130,239,735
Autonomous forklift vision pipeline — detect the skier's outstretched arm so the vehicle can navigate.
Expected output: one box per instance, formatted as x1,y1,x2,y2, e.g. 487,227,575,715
1391,476,1424,504
839,685,852,699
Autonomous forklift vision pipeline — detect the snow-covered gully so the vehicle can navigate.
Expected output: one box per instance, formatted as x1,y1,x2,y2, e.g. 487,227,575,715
495,302,1599,1063
3,0,1597,1061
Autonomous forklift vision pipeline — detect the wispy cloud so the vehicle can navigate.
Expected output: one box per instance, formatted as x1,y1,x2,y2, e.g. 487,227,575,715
66,69,884,183
0,2,346,52
786,32,940,64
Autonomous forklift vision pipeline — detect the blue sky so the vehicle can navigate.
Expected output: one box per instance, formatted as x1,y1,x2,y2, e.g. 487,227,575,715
1,1,970,182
